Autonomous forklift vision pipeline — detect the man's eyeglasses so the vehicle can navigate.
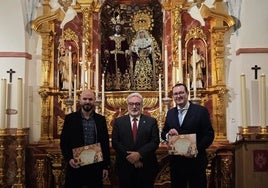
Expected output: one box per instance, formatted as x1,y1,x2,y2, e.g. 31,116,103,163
127,102,141,107
173,91,186,96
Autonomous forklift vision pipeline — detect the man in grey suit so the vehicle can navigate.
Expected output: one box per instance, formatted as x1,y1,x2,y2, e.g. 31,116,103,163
112,92,160,188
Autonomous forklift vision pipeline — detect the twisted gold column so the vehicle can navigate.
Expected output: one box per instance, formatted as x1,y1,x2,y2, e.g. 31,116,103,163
12,129,25,188
0,129,7,186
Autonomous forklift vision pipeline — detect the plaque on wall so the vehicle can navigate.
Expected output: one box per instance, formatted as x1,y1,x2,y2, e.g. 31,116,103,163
168,134,198,157
72,143,103,166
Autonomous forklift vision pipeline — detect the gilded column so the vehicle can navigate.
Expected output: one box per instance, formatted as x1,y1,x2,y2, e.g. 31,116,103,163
200,1,234,141
78,0,101,90
162,0,192,86
35,159,45,188
38,89,50,142
31,0,55,142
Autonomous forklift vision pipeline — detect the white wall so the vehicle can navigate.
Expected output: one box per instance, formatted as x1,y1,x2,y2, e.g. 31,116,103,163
226,0,268,142
0,1,42,142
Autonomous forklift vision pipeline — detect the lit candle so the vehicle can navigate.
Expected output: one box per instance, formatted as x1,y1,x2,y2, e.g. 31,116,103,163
178,35,183,83
192,45,197,98
1,78,7,129
68,46,72,99
95,49,99,98
172,65,176,86
74,74,77,111
87,61,91,89
187,74,190,100
164,45,168,97
159,74,162,114
17,78,23,129
240,74,247,127
101,73,105,115
260,74,266,127
81,41,85,90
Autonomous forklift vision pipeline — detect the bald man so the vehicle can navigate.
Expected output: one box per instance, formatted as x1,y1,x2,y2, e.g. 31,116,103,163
60,89,110,188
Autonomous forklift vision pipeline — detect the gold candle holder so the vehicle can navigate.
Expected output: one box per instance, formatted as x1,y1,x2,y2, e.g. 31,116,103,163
64,98,74,113
12,129,26,188
238,126,251,140
191,97,201,105
258,126,268,140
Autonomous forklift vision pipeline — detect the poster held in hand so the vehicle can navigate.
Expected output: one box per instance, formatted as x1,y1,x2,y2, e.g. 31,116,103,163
72,143,103,166
168,134,198,157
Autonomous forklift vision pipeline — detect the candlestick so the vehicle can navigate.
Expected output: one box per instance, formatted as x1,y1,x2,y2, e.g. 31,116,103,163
164,45,168,97
68,46,72,99
187,74,190,100
240,74,247,127
159,74,162,114
74,75,77,111
260,74,266,127
81,41,85,90
87,61,91,89
95,49,99,98
0,78,7,129
178,35,183,83
172,66,176,86
101,73,105,115
192,45,197,98
17,78,23,129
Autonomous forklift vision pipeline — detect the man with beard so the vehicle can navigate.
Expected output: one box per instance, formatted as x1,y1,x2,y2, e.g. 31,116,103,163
112,92,160,188
60,89,110,188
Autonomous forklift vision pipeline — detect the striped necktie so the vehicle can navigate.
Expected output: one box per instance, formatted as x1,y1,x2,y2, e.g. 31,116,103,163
132,118,138,142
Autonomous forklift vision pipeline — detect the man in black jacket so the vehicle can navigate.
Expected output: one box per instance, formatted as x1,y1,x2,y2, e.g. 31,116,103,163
161,83,214,188
60,89,110,188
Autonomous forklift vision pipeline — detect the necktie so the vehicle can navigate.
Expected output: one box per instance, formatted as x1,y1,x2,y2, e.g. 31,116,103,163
132,118,138,142
178,109,184,125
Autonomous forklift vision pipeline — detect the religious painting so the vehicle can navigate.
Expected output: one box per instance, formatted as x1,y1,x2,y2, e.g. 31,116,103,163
100,0,162,91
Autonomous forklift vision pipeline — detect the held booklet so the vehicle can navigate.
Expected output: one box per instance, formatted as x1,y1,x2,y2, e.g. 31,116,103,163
168,134,198,157
72,143,103,166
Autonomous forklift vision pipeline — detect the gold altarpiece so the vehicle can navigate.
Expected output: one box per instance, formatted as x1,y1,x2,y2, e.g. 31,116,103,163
23,0,236,187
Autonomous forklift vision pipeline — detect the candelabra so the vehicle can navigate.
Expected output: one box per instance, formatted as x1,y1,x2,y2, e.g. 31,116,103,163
191,97,201,105
64,98,74,113
162,97,172,116
95,97,102,114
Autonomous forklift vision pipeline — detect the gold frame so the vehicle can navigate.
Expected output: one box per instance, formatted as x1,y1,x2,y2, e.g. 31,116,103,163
32,0,234,142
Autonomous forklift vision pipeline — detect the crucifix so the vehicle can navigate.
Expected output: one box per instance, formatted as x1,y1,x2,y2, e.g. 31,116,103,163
6,68,16,83
251,65,261,80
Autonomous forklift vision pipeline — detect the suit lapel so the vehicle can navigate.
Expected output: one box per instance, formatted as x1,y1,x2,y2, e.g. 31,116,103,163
124,116,133,140
136,115,145,141
182,104,194,126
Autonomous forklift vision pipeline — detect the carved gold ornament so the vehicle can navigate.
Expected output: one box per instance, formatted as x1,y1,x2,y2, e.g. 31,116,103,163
131,10,154,32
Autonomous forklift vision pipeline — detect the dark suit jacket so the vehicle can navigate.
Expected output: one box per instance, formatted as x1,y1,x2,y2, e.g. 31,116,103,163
60,110,110,170
112,114,160,176
161,102,214,172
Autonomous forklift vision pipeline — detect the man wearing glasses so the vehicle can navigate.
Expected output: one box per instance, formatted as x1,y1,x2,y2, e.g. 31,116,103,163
161,83,214,188
112,92,160,188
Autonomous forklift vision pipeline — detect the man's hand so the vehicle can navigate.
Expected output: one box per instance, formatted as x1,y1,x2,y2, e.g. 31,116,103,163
168,128,179,136
126,151,141,164
69,158,80,168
